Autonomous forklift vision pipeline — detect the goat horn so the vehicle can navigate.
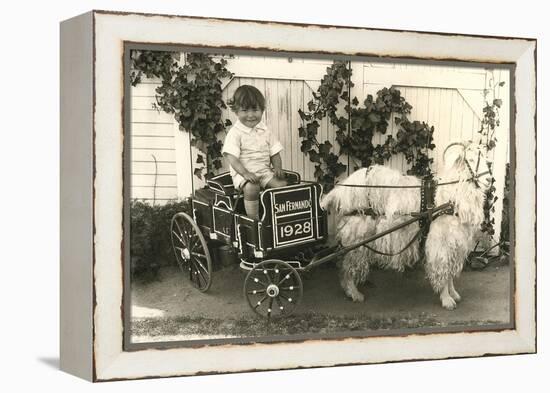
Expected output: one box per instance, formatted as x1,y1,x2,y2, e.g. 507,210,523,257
443,142,466,159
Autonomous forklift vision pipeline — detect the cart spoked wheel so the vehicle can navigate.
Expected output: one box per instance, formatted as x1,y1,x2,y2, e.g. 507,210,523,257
244,259,303,319
170,212,212,292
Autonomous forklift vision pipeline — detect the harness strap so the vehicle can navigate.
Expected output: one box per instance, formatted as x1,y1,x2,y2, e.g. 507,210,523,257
465,157,480,188
333,170,491,189
363,228,423,256
343,208,377,217
341,176,453,258
437,170,490,186
475,150,481,174
356,205,455,257
334,183,423,189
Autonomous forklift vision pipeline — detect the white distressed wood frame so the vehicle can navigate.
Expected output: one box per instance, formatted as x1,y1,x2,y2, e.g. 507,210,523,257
60,10,536,382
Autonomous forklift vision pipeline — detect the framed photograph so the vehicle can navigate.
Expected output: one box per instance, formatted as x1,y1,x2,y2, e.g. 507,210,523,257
60,10,536,381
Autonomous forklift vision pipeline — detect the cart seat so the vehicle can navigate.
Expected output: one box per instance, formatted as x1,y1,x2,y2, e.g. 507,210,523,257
199,171,302,214
194,187,217,204
206,172,237,196
206,171,302,197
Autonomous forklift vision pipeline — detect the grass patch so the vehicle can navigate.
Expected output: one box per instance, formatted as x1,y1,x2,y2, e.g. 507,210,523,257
131,312,501,340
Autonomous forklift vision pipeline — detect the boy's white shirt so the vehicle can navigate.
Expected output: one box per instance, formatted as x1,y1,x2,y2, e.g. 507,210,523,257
222,119,283,179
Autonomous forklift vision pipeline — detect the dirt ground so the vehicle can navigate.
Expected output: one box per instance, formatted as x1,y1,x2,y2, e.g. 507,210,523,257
130,256,511,343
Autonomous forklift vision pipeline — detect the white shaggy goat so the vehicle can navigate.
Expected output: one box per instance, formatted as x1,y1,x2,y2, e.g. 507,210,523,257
320,142,491,310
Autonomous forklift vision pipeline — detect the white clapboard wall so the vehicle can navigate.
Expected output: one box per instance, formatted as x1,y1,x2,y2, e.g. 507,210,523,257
130,54,509,243
130,78,179,203
130,75,194,204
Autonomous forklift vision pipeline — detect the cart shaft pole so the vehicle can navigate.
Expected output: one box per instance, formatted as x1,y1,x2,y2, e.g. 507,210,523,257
305,202,452,271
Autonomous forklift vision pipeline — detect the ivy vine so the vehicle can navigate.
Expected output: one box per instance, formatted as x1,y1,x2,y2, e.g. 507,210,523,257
299,61,435,191
130,50,178,85
298,62,350,189
131,51,233,179
479,79,505,237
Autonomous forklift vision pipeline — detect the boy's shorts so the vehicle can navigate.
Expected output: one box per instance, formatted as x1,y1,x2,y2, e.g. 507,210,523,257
232,168,275,190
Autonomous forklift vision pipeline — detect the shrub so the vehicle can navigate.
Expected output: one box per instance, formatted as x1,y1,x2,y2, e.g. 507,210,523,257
130,199,191,282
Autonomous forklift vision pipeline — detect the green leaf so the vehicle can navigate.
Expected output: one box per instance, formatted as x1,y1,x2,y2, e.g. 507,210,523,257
368,113,381,123
307,121,320,136
335,162,347,176
319,141,333,155
309,150,321,163
300,140,313,152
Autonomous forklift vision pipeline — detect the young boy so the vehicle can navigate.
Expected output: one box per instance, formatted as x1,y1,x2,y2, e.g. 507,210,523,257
222,85,287,219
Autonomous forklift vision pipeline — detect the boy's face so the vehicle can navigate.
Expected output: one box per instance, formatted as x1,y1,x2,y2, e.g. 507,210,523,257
236,107,263,129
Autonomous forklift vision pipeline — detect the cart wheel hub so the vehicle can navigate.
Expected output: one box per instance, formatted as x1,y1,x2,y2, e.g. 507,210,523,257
266,284,280,298
181,248,191,260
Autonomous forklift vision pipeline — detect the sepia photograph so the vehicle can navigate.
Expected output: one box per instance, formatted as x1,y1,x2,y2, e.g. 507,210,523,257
125,48,513,346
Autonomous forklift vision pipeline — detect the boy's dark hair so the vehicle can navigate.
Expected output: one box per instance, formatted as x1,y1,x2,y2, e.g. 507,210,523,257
228,85,265,112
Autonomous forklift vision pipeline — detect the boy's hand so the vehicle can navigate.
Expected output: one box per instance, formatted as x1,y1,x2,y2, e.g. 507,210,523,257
273,168,285,179
243,171,259,184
